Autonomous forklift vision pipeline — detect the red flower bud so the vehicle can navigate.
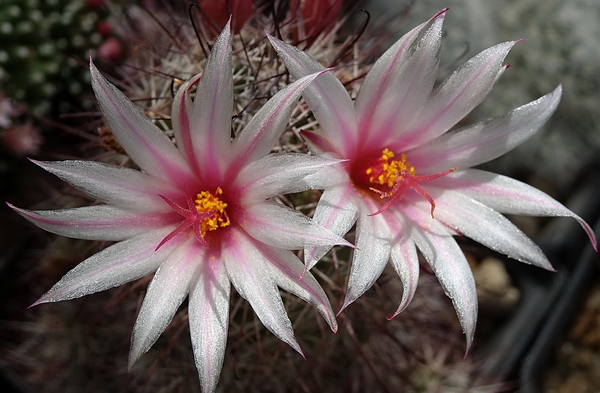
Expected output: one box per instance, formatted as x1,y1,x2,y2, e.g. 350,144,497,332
289,0,342,36
199,0,254,33
1,123,42,155
98,37,125,63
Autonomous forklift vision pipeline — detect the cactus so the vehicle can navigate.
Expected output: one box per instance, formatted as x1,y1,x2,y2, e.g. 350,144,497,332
0,0,119,116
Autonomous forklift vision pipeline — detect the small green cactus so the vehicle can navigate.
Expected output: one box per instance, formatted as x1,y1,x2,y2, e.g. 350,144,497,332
0,0,118,116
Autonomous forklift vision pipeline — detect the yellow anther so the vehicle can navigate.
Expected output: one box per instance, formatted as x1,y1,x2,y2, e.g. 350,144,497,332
366,149,416,187
194,187,230,236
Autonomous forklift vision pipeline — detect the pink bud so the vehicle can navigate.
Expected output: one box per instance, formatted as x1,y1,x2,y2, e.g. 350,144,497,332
199,0,254,33
290,0,342,36
98,37,124,63
85,0,105,11
1,123,42,156
96,20,112,37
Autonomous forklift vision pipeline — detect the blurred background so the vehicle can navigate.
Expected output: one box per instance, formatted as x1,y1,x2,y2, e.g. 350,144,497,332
1,1,599,392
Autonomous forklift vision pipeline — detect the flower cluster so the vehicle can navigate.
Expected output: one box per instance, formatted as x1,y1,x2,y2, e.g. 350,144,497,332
8,9,596,393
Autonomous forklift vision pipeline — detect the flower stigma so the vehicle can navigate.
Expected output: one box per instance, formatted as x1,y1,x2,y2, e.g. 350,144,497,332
363,148,456,218
156,187,230,250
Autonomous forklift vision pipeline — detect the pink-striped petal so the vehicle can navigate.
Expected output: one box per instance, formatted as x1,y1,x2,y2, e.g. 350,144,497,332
304,182,359,270
188,257,230,393
228,70,331,173
31,159,173,211
90,60,194,185
190,20,233,180
422,189,553,269
172,73,203,177
267,34,358,154
403,203,477,349
31,227,177,306
253,240,337,332
301,129,340,156
239,153,344,203
223,228,303,356
395,41,518,151
407,86,562,173
9,203,175,241
242,201,353,250
340,203,392,313
428,168,596,250
387,214,420,319
129,238,202,367
356,10,445,145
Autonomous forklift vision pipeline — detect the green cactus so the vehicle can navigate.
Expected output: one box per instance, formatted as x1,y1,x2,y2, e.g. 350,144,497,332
0,0,116,116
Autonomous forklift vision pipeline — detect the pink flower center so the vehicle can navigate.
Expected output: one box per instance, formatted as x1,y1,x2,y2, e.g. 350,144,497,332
352,148,456,217
156,187,230,250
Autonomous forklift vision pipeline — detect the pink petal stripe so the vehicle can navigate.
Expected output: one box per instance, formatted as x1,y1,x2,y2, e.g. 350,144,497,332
223,228,304,356
429,168,597,250
31,228,177,306
30,159,174,210
90,60,195,186
238,153,344,203
267,35,358,154
9,203,177,241
388,236,419,319
191,20,233,180
394,41,517,151
242,201,353,250
188,258,230,393
402,203,477,349
340,208,391,313
251,239,337,332
129,238,203,367
172,74,203,177
304,183,359,270
301,130,340,156
228,69,333,174
356,10,445,144
407,86,562,173
426,189,553,269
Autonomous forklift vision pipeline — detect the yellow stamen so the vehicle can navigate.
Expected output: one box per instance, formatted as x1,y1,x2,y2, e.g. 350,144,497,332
194,187,230,236
362,148,456,217
367,148,415,187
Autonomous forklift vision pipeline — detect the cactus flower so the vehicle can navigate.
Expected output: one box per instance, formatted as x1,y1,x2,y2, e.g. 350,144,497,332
268,9,597,348
9,22,349,392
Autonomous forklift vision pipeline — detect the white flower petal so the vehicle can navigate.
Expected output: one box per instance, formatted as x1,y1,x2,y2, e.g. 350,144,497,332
408,86,562,173
429,168,596,249
356,10,444,145
129,239,202,367
31,159,172,210
243,201,352,250
239,153,344,202
387,216,420,319
229,70,331,171
9,203,175,241
90,60,194,184
257,243,337,332
172,73,203,176
32,227,176,306
188,259,230,393
268,34,358,155
425,189,553,269
190,20,233,179
223,229,303,355
341,205,392,312
304,183,360,270
403,203,477,349
300,163,348,190
397,41,517,151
